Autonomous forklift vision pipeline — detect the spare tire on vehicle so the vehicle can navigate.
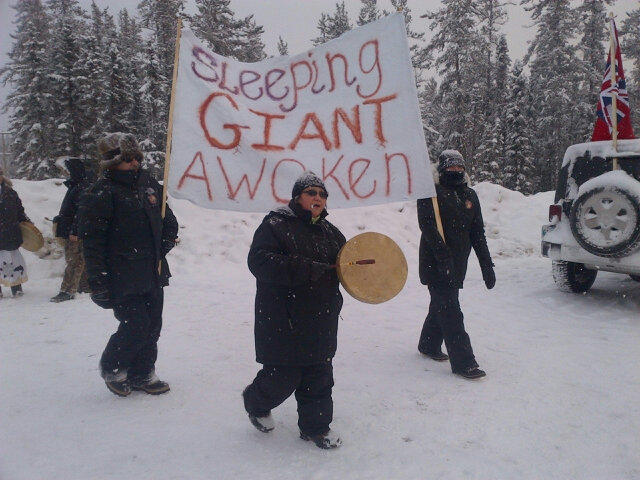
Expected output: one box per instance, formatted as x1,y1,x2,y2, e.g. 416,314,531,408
570,185,640,257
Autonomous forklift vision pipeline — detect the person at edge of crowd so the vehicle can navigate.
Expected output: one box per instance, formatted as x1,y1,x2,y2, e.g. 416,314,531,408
242,172,346,450
77,133,178,397
0,167,30,298
417,149,496,380
50,158,92,302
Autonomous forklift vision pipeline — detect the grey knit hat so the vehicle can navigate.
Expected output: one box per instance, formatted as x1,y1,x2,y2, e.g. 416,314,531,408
437,149,465,172
97,133,142,169
291,171,327,199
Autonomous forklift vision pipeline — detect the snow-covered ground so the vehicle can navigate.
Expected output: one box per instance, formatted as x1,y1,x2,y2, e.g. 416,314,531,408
1,179,639,480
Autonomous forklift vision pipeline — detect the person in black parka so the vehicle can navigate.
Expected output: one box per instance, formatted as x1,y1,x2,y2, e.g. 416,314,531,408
78,133,178,397
51,158,93,302
242,172,346,450
0,167,30,298
417,150,495,380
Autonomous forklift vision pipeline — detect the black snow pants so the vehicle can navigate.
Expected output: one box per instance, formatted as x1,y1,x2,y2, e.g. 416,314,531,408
100,287,164,380
418,286,478,372
243,362,334,436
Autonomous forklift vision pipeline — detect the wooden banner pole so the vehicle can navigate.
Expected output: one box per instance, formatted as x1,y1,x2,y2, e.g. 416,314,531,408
159,17,183,274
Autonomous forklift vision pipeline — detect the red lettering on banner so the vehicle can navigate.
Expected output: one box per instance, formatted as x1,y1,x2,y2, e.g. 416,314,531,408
349,158,376,198
217,156,266,200
199,92,248,149
289,113,332,151
178,151,213,201
385,152,412,195
332,105,362,149
250,109,285,152
271,158,306,203
363,94,397,145
322,155,350,200
326,52,357,92
357,40,382,98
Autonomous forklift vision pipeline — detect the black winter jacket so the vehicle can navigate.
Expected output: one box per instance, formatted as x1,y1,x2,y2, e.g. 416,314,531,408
248,201,346,366
0,183,29,251
78,169,178,301
54,160,92,238
418,179,492,289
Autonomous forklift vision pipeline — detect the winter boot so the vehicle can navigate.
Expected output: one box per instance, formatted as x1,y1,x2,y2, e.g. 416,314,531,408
418,347,449,362
453,366,486,380
248,413,275,433
300,429,342,449
50,291,75,303
102,369,131,397
130,372,170,395
11,285,23,297
0,287,3,298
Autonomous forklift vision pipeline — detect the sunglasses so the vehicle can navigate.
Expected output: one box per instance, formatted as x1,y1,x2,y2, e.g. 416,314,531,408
302,188,328,199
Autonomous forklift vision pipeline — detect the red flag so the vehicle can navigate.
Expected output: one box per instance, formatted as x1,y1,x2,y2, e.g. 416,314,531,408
591,17,635,141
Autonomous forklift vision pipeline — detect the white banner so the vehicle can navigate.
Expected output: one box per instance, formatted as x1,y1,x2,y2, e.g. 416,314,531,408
168,13,434,212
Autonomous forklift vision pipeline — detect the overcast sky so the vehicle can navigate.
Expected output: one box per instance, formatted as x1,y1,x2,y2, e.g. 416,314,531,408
0,0,636,131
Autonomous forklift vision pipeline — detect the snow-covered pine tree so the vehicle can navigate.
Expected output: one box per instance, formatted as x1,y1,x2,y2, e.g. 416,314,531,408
139,38,169,165
521,0,583,191
418,77,444,162
77,1,110,159
423,0,482,175
277,36,289,56
474,34,511,185
100,11,131,134
391,0,430,86
235,15,266,62
576,0,614,142
1,0,54,179
117,9,146,136
357,0,379,26
503,61,536,193
312,2,352,46
138,0,184,169
621,6,640,135
188,0,243,57
46,0,89,160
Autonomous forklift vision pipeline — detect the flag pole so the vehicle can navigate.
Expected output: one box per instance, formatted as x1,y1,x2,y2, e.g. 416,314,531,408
159,17,183,274
609,12,619,170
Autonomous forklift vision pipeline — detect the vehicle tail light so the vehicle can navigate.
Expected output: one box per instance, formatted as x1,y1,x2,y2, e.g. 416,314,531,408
549,204,562,222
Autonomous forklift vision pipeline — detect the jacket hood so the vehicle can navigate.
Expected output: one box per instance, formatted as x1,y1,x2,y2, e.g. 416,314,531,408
65,158,86,182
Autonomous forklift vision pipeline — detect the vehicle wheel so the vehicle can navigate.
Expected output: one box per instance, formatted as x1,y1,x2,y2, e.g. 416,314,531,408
570,185,640,257
552,260,597,293
629,275,640,282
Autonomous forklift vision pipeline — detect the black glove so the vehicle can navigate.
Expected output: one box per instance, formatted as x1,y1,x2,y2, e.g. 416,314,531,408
310,261,334,282
90,290,112,309
481,264,496,289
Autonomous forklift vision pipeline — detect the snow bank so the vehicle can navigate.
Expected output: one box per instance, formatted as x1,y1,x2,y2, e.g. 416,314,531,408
11,178,555,288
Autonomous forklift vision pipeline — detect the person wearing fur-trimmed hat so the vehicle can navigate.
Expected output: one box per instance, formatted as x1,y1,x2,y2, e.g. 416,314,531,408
242,172,346,449
77,133,179,397
416,150,495,380
0,167,30,298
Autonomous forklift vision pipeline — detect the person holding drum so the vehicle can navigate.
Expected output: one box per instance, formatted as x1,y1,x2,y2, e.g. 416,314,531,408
243,172,346,450
0,167,30,298
417,150,495,380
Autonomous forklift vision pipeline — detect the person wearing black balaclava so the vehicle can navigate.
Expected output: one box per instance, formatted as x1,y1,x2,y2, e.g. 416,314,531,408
416,150,495,380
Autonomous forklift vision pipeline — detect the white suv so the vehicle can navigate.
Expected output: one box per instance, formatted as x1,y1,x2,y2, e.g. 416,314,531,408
541,139,640,292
